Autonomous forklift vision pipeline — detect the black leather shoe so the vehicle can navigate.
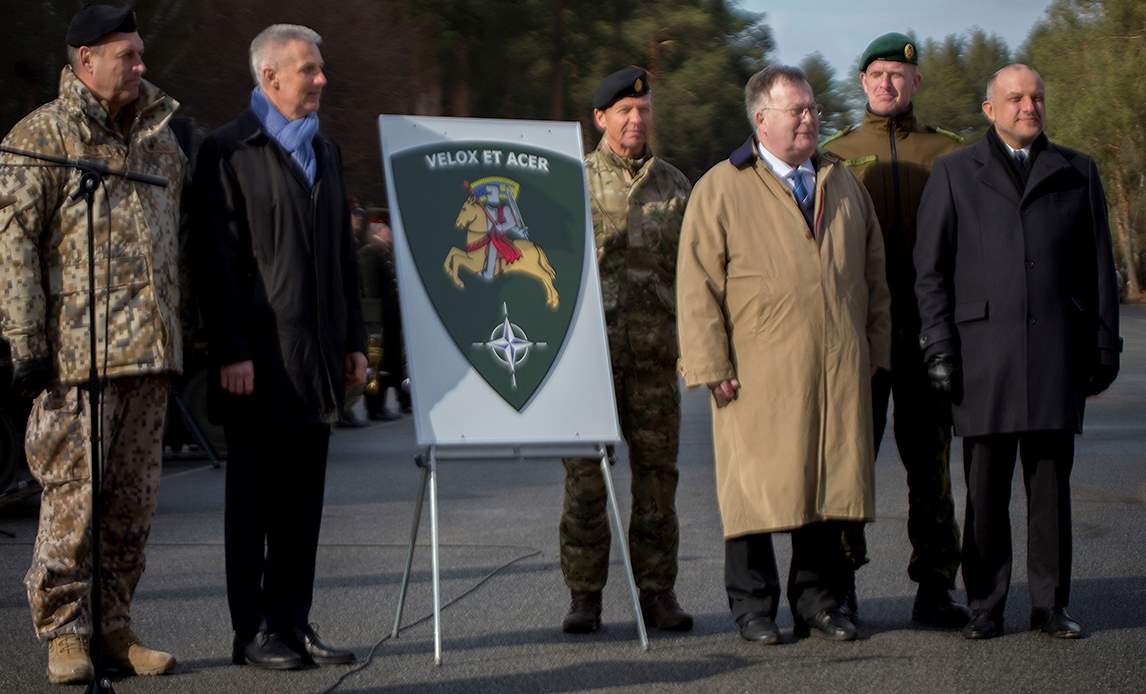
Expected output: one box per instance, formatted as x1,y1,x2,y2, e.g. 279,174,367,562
962,610,1003,640
291,625,356,665
562,591,602,634
839,586,859,623
640,590,693,631
1031,608,1082,639
794,608,857,641
737,614,781,644
235,631,303,670
912,584,971,629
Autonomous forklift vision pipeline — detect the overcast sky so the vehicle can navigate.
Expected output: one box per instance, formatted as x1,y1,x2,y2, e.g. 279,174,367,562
739,0,1055,78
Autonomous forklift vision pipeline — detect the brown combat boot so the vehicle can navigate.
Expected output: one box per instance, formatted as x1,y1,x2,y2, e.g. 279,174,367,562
101,628,176,676
640,590,693,631
47,633,93,685
561,591,602,633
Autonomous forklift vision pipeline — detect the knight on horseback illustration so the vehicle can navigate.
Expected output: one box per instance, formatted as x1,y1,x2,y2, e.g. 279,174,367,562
444,176,560,309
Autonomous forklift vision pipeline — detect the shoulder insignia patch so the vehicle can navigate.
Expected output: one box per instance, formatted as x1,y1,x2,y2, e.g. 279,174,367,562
928,125,965,144
819,124,857,148
843,154,878,167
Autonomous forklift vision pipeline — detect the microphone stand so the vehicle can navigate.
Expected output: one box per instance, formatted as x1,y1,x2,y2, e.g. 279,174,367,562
1,145,168,693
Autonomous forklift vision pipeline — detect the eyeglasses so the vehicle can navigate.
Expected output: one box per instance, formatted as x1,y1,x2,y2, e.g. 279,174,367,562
762,103,823,119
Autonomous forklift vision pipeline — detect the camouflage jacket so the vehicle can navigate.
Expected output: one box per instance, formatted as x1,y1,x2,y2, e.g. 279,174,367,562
585,138,690,354
0,67,186,384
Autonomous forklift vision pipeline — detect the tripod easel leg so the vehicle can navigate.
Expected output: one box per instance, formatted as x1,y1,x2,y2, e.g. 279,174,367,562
391,462,430,638
599,448,649,651
428,446,442,666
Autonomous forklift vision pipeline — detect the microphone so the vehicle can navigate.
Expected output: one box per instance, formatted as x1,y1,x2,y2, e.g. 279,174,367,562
0,145,169,188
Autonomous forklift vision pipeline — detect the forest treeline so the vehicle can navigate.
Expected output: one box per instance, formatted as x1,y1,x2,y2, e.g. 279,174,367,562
2,1,1142,295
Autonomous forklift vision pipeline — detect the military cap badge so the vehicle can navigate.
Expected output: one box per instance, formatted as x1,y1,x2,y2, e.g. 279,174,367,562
905,43,916,61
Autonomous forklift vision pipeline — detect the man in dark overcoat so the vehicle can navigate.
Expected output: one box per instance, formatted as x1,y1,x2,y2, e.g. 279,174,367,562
914,63,1121,640
193,23,365,668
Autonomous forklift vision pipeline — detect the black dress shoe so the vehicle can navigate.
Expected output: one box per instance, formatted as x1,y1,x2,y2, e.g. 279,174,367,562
962,610,1003,640
1031,607,1083,639
794,608,857,641
291,625,356,665
737,614,781,644
839,587,859,624
912,584,971,629
234,631,303,670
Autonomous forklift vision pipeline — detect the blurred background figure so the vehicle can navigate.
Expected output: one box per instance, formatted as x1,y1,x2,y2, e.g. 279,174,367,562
358,207,409,421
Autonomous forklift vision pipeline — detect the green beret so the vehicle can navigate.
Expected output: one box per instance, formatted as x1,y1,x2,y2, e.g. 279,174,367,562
859,32,918,72
592,67,651,110
66,3,137,47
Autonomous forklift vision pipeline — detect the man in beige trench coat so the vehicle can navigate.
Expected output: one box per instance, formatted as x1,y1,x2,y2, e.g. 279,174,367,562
676,65,891,644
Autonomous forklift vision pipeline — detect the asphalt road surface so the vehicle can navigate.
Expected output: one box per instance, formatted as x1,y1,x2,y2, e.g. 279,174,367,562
2,306,1145,693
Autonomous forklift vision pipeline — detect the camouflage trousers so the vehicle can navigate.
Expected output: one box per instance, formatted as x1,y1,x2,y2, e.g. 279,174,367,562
560,362,680,594
848,342,960,588
24,375,168,640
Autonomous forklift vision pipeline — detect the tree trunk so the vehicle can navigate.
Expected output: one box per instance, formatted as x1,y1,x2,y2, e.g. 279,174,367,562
448,42,471,117
548,0,567,120
1110,172,1142,301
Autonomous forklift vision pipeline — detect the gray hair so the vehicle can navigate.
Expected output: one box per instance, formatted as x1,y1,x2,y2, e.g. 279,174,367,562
984,63,1041,101
744,65,808,128
249,24,322,85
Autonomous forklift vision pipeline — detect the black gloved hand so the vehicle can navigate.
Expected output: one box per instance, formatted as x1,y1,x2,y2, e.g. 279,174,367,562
925,352,962,403
11,357,53,400
1086,349,1119,397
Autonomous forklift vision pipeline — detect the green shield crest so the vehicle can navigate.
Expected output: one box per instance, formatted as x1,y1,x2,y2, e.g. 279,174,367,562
390,142,586,411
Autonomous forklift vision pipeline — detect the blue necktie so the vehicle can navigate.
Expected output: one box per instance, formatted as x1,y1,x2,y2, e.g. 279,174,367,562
788,171,810,209
1015,149,1030,172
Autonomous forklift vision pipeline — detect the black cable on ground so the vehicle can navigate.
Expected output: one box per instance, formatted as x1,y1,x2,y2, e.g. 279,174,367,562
317,547,542,694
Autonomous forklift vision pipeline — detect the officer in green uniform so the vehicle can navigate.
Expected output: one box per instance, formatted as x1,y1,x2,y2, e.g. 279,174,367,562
559,67,693,634
823,32,970,628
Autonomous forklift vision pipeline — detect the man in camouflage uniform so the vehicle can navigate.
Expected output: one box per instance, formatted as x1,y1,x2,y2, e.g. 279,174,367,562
823,32,969,628
0,4,184,684
560,66,693,634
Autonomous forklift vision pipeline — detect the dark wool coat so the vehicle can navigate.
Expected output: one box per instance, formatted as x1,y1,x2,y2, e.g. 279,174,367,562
193,110,365,424
914,131,1120,437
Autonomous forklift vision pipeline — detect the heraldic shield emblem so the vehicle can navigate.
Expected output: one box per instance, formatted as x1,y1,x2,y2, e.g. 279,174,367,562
390,142,587,411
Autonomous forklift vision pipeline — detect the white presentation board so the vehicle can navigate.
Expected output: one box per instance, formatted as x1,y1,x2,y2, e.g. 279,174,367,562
379,115,621,448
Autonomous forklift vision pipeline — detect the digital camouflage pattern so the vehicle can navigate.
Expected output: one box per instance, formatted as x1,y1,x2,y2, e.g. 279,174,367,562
0,67,186,384
24,376,168,640
560,139,690,593
825,108,962,586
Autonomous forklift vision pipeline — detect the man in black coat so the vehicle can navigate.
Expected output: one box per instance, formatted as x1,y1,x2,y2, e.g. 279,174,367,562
193,24,366,669
914,63,1121,640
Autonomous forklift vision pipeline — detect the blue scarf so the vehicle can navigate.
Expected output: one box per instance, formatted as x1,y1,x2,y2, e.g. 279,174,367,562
250,87,319,186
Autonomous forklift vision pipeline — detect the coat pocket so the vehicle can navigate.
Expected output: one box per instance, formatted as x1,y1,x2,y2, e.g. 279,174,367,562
954,300,988,324
725,273,768,335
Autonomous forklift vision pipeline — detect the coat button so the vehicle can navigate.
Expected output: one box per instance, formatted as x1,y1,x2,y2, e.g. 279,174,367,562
1026,259,1035,269
1029,315,1038,326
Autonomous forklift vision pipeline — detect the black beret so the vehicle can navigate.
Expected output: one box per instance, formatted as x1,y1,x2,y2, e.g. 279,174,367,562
859,32,918,72
66,3,137,47
592,67,651,110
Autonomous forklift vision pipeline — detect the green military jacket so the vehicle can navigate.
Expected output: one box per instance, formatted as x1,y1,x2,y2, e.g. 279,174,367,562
584,138,690,365
824,108,962,332
0,67,186,384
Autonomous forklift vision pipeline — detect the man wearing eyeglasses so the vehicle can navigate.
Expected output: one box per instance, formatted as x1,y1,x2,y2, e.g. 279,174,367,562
676,65,890,644
822,32,968,629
